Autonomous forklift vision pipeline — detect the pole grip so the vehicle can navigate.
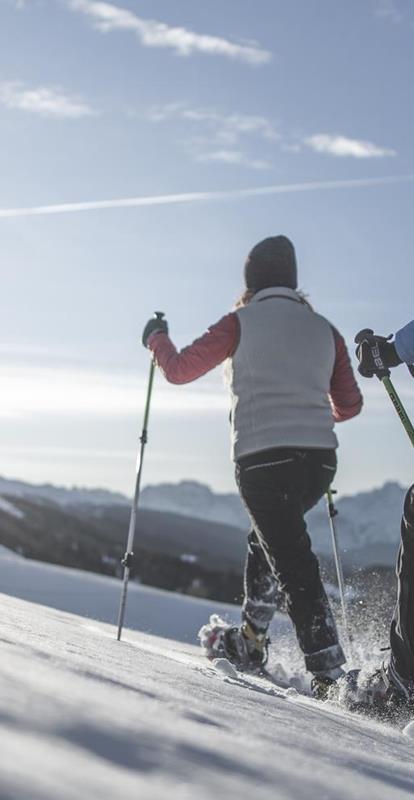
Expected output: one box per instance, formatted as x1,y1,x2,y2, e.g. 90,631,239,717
354,328,374,345
355,328,393,348
354,328,391,380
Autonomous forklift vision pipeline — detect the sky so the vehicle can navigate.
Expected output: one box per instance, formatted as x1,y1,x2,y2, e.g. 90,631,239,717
1,0,414,498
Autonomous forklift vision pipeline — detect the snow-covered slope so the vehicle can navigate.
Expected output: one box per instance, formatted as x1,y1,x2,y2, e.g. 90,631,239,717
1,587,414,799
0,496,25,519
0,548,248,642
0,549,413,798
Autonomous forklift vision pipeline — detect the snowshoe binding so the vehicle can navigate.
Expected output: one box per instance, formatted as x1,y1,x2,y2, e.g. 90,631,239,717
199,614,269,672
311,667,346,701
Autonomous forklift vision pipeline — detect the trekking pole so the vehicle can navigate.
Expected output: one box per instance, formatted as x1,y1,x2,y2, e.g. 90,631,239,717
325,488,353,654
355,329,414,448
116,312,164,641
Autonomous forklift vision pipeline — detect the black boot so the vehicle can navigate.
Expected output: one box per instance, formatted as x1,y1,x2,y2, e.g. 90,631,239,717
199,614,269,671
223,621,269,671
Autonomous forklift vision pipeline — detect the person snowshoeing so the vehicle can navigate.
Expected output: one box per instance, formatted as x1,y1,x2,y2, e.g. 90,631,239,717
142,236,363,696
351,322,414,721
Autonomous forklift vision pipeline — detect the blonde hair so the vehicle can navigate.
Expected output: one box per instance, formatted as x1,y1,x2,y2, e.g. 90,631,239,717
234,288,313,311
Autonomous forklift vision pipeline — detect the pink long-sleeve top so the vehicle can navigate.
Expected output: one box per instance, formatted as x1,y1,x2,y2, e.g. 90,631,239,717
148,312,362,423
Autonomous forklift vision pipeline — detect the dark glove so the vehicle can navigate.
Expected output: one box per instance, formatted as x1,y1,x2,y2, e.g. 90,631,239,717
142,314,168,348
355,332,402,378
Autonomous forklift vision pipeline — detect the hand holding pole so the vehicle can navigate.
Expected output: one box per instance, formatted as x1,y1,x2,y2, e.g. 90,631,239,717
355,329,414,448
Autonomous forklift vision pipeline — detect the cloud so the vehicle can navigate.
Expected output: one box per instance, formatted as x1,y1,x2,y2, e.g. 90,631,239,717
147,104,279,143
0,174,413,220
196,150,271,170
147,104,278,170
68,0,271,64
0,81,94,119
304,134,396,158
147,105,397,169
374,0,403,23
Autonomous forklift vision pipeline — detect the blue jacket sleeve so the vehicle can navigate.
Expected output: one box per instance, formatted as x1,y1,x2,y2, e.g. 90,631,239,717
395,320,414,364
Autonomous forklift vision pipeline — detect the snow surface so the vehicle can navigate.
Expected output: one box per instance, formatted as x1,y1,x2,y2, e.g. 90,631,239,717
0,553,250,643
0,495,24,520
1,553,414,799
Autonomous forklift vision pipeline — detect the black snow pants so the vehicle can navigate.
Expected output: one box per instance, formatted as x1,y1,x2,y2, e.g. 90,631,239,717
390,484,414,684
235,447,345,675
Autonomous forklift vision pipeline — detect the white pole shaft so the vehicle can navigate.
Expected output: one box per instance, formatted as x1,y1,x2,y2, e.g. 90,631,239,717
116,359,156,640
326,492,353,652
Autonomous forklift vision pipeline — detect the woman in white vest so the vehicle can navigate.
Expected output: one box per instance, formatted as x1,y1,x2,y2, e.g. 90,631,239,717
143,236,363,696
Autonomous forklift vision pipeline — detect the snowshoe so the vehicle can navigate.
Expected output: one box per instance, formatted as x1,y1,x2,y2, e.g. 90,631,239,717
338,661,414,725
199,614,269,671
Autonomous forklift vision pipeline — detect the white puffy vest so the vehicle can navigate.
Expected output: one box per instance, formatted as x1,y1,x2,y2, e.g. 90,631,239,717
229,287,338,460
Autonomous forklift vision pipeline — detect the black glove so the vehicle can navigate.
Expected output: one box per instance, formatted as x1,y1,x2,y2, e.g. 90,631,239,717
355,333,402,378
142,315,168,348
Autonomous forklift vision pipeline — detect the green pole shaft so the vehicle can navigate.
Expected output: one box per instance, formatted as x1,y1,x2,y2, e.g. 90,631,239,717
381,376,414,448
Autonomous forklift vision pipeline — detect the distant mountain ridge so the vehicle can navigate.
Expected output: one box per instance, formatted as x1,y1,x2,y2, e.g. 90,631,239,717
0,475,408,568
141,480,248,529
0,476,129,507
141,479,408,568
307,481,406,559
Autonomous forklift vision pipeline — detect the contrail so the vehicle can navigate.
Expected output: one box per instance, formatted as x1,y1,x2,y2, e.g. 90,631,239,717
0,174,413,220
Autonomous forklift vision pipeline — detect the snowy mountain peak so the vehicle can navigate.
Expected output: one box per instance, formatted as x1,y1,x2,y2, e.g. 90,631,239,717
0,475,129,507
140,480,248,529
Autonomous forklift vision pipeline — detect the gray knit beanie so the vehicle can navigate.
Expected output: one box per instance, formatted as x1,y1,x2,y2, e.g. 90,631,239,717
244,236,298,291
